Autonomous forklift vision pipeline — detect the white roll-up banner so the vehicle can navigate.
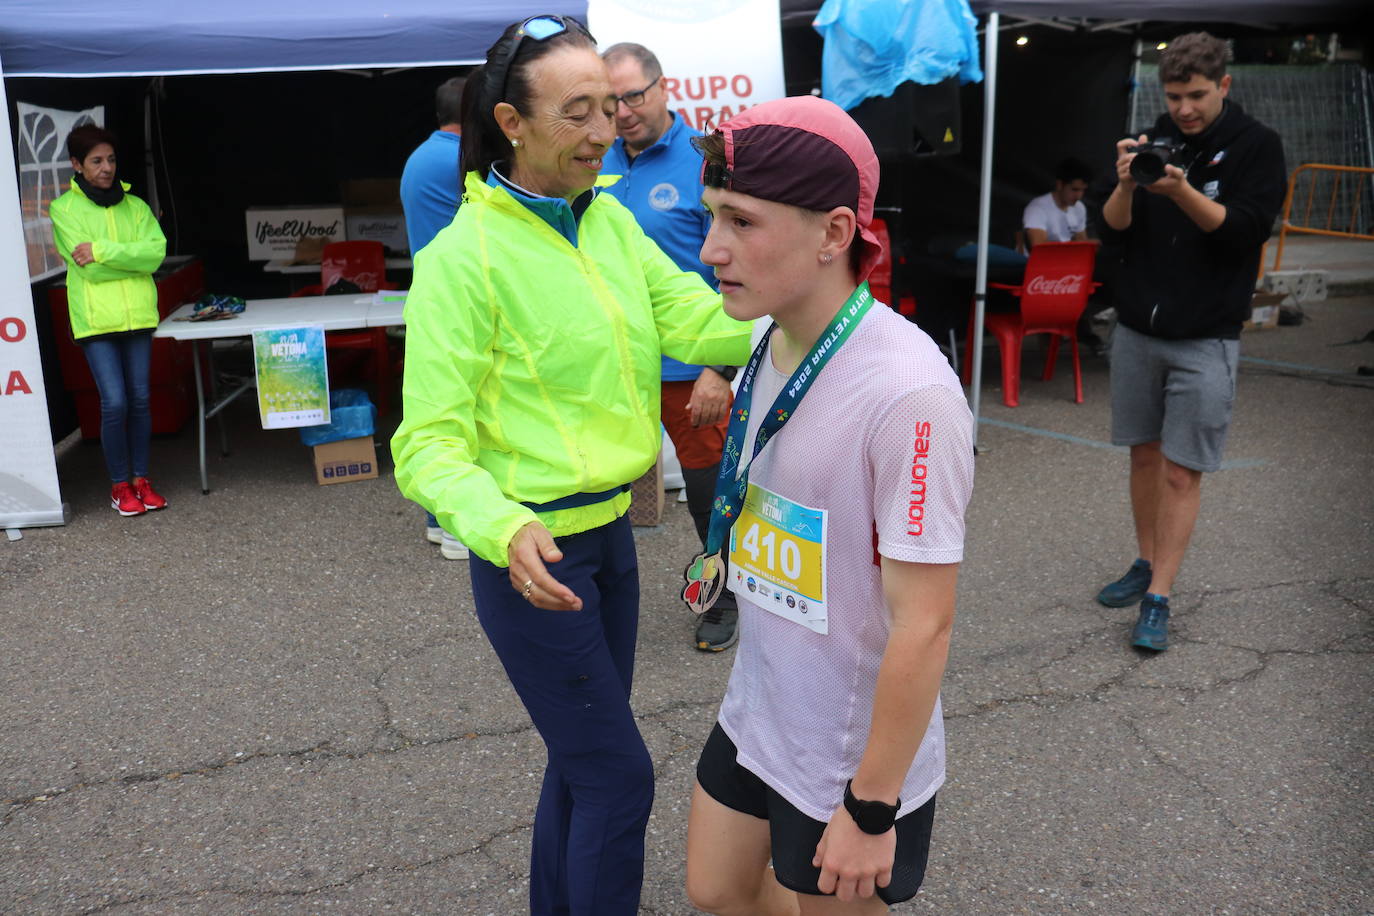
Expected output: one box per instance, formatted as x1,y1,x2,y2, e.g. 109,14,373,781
0,56,65,529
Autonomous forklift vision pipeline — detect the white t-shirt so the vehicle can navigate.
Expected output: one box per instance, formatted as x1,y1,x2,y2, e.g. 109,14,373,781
1022,191,1086,242
717,304,975,822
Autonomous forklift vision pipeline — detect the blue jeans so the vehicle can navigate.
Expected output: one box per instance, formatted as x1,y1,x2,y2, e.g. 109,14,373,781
80,332,153,483
469,515,651,916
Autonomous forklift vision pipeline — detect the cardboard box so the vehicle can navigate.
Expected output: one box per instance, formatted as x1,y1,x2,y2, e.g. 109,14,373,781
312,436,378,485
1245,291,1284,331
343,178,401,207
245,205,345,261
628,452,665,526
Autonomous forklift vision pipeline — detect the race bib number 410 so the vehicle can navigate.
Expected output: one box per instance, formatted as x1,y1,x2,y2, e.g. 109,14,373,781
728,483,828,634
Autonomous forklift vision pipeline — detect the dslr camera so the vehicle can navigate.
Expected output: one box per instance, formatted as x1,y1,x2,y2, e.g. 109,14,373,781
1129,138,1186,185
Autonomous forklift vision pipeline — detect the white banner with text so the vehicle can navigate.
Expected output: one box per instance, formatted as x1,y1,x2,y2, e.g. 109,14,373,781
0,60,65,528
588,0,785,132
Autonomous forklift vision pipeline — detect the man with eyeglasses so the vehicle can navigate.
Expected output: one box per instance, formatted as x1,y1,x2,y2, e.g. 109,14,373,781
602,42,742,654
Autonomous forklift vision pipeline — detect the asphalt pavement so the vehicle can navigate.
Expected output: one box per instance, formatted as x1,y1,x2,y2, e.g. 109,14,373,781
2,286,1371,915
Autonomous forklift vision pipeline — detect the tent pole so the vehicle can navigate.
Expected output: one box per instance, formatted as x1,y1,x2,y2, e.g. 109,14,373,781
971,11,999,449
143,80,161,224
1128,38,1143,135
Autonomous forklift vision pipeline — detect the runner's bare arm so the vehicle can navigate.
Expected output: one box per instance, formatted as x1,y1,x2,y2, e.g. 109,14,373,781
813,559,958,902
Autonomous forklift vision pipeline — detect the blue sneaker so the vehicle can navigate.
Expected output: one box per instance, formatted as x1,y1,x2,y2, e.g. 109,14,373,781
1097,559,1152,607
1131,594,1170,651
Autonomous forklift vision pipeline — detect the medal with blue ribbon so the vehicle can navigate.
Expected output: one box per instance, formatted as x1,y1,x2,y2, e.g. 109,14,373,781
682,283,874,615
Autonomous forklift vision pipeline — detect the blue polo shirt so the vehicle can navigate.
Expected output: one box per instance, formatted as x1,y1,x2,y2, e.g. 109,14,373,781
400,130,462,255
603,114,715,382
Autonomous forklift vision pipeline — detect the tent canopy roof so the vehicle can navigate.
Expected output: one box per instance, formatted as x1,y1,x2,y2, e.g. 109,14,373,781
782,0,1368,26
0,1,587,78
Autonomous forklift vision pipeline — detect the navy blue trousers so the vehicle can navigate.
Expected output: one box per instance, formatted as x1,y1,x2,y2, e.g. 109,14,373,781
470,515,652,916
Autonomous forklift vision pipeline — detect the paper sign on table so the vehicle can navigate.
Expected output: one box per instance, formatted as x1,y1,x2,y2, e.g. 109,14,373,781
251,325,330,429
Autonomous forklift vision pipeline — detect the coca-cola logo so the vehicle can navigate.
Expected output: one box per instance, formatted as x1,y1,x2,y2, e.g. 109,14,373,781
1026,273,1086,296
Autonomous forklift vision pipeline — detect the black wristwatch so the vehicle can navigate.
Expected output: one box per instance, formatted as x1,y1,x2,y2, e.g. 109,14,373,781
843,780,900,835
706,365,738,382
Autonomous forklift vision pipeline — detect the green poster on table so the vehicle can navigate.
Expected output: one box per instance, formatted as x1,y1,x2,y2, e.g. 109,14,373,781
251,325,330,429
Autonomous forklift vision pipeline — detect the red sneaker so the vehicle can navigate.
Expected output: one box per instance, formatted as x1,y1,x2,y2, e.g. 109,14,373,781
131,476,168,511
111,481,147,516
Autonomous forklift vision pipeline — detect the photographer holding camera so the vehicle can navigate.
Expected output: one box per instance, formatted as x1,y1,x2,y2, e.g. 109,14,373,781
1096,32,1285,652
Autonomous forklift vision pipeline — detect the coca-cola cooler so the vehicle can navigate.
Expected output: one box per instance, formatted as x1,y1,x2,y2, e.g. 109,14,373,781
48,255,203,439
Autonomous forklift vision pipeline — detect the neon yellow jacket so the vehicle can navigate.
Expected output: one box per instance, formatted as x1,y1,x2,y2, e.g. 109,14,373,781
392,173,751,566
49,180,167,340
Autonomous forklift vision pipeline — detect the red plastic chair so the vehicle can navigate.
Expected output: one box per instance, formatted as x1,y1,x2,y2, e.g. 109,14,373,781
961,241,1101,407
868,218,917,317
291,241,398,416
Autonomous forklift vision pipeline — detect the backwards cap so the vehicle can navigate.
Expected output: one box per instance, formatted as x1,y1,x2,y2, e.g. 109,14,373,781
695,95,882,282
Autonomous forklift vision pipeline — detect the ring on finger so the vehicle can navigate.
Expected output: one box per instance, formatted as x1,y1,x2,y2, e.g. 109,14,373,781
521,578,534,598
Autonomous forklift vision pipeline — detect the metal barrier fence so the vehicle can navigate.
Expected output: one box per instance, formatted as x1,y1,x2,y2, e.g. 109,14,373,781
1274,163,1374,270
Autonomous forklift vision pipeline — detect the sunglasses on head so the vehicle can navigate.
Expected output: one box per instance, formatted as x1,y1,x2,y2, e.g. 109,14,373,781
701,162,733,189
483,15,594,112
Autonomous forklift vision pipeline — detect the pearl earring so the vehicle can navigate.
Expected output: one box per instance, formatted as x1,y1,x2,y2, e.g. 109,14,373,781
510,138,521,148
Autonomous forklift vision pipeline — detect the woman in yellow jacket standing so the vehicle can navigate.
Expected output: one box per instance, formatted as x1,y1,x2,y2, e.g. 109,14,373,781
49,125,168,516
391,16,750,916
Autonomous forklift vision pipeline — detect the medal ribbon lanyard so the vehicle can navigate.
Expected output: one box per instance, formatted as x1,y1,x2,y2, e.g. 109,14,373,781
683,283,874,613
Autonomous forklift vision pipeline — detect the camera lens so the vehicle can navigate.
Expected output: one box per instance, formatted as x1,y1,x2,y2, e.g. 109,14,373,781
1130,148,1169,185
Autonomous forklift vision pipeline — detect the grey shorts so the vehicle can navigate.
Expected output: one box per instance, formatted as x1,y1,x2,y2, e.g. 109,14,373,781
1110,323,1239,472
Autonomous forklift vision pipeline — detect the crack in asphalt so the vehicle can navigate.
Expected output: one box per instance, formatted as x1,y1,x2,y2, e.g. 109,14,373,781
73,824,528,913
1118,716,1243,833
946,576,1372,723
1,698,720,832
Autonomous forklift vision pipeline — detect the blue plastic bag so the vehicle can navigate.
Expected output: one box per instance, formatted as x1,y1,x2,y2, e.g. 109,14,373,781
814,0,983,111
299,389,376,447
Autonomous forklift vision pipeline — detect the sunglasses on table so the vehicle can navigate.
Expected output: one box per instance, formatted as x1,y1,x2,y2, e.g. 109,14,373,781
483,15,595,112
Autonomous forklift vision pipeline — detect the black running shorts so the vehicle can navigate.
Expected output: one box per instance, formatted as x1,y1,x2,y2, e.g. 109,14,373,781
695,722,936,905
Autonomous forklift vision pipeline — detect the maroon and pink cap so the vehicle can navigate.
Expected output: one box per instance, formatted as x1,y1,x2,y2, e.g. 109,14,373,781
695,95,882,282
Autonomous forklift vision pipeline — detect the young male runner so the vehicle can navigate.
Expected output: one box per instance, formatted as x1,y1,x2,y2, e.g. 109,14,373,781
681,96,975,914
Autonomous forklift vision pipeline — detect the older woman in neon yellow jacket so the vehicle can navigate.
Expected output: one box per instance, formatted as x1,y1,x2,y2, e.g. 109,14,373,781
391,26,749,592
389,17,749,914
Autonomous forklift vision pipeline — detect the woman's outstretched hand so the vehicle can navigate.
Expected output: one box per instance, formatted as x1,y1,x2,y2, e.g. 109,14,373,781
507,521,583,611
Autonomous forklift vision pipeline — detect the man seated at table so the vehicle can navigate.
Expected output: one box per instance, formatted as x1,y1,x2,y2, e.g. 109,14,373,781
1023,157,1112,348
1022,157,1092,250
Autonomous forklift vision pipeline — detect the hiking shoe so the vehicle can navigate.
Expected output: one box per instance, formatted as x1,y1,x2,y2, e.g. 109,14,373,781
425,523,444,544
1096,559,1152,607
111,482,146,516
131,477,167,510
440,532,470,560
694,605,739,652
1131,594,1170,652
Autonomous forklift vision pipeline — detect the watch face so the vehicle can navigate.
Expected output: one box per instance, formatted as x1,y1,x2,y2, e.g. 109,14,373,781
855,802,893,833
845,782,898,834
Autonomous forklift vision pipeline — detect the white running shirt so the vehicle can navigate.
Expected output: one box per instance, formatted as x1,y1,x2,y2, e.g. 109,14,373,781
1022,191,1086,242
717,304,975,821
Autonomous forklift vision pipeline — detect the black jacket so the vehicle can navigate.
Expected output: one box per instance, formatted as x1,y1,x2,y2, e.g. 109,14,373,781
1098,101,1286,340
